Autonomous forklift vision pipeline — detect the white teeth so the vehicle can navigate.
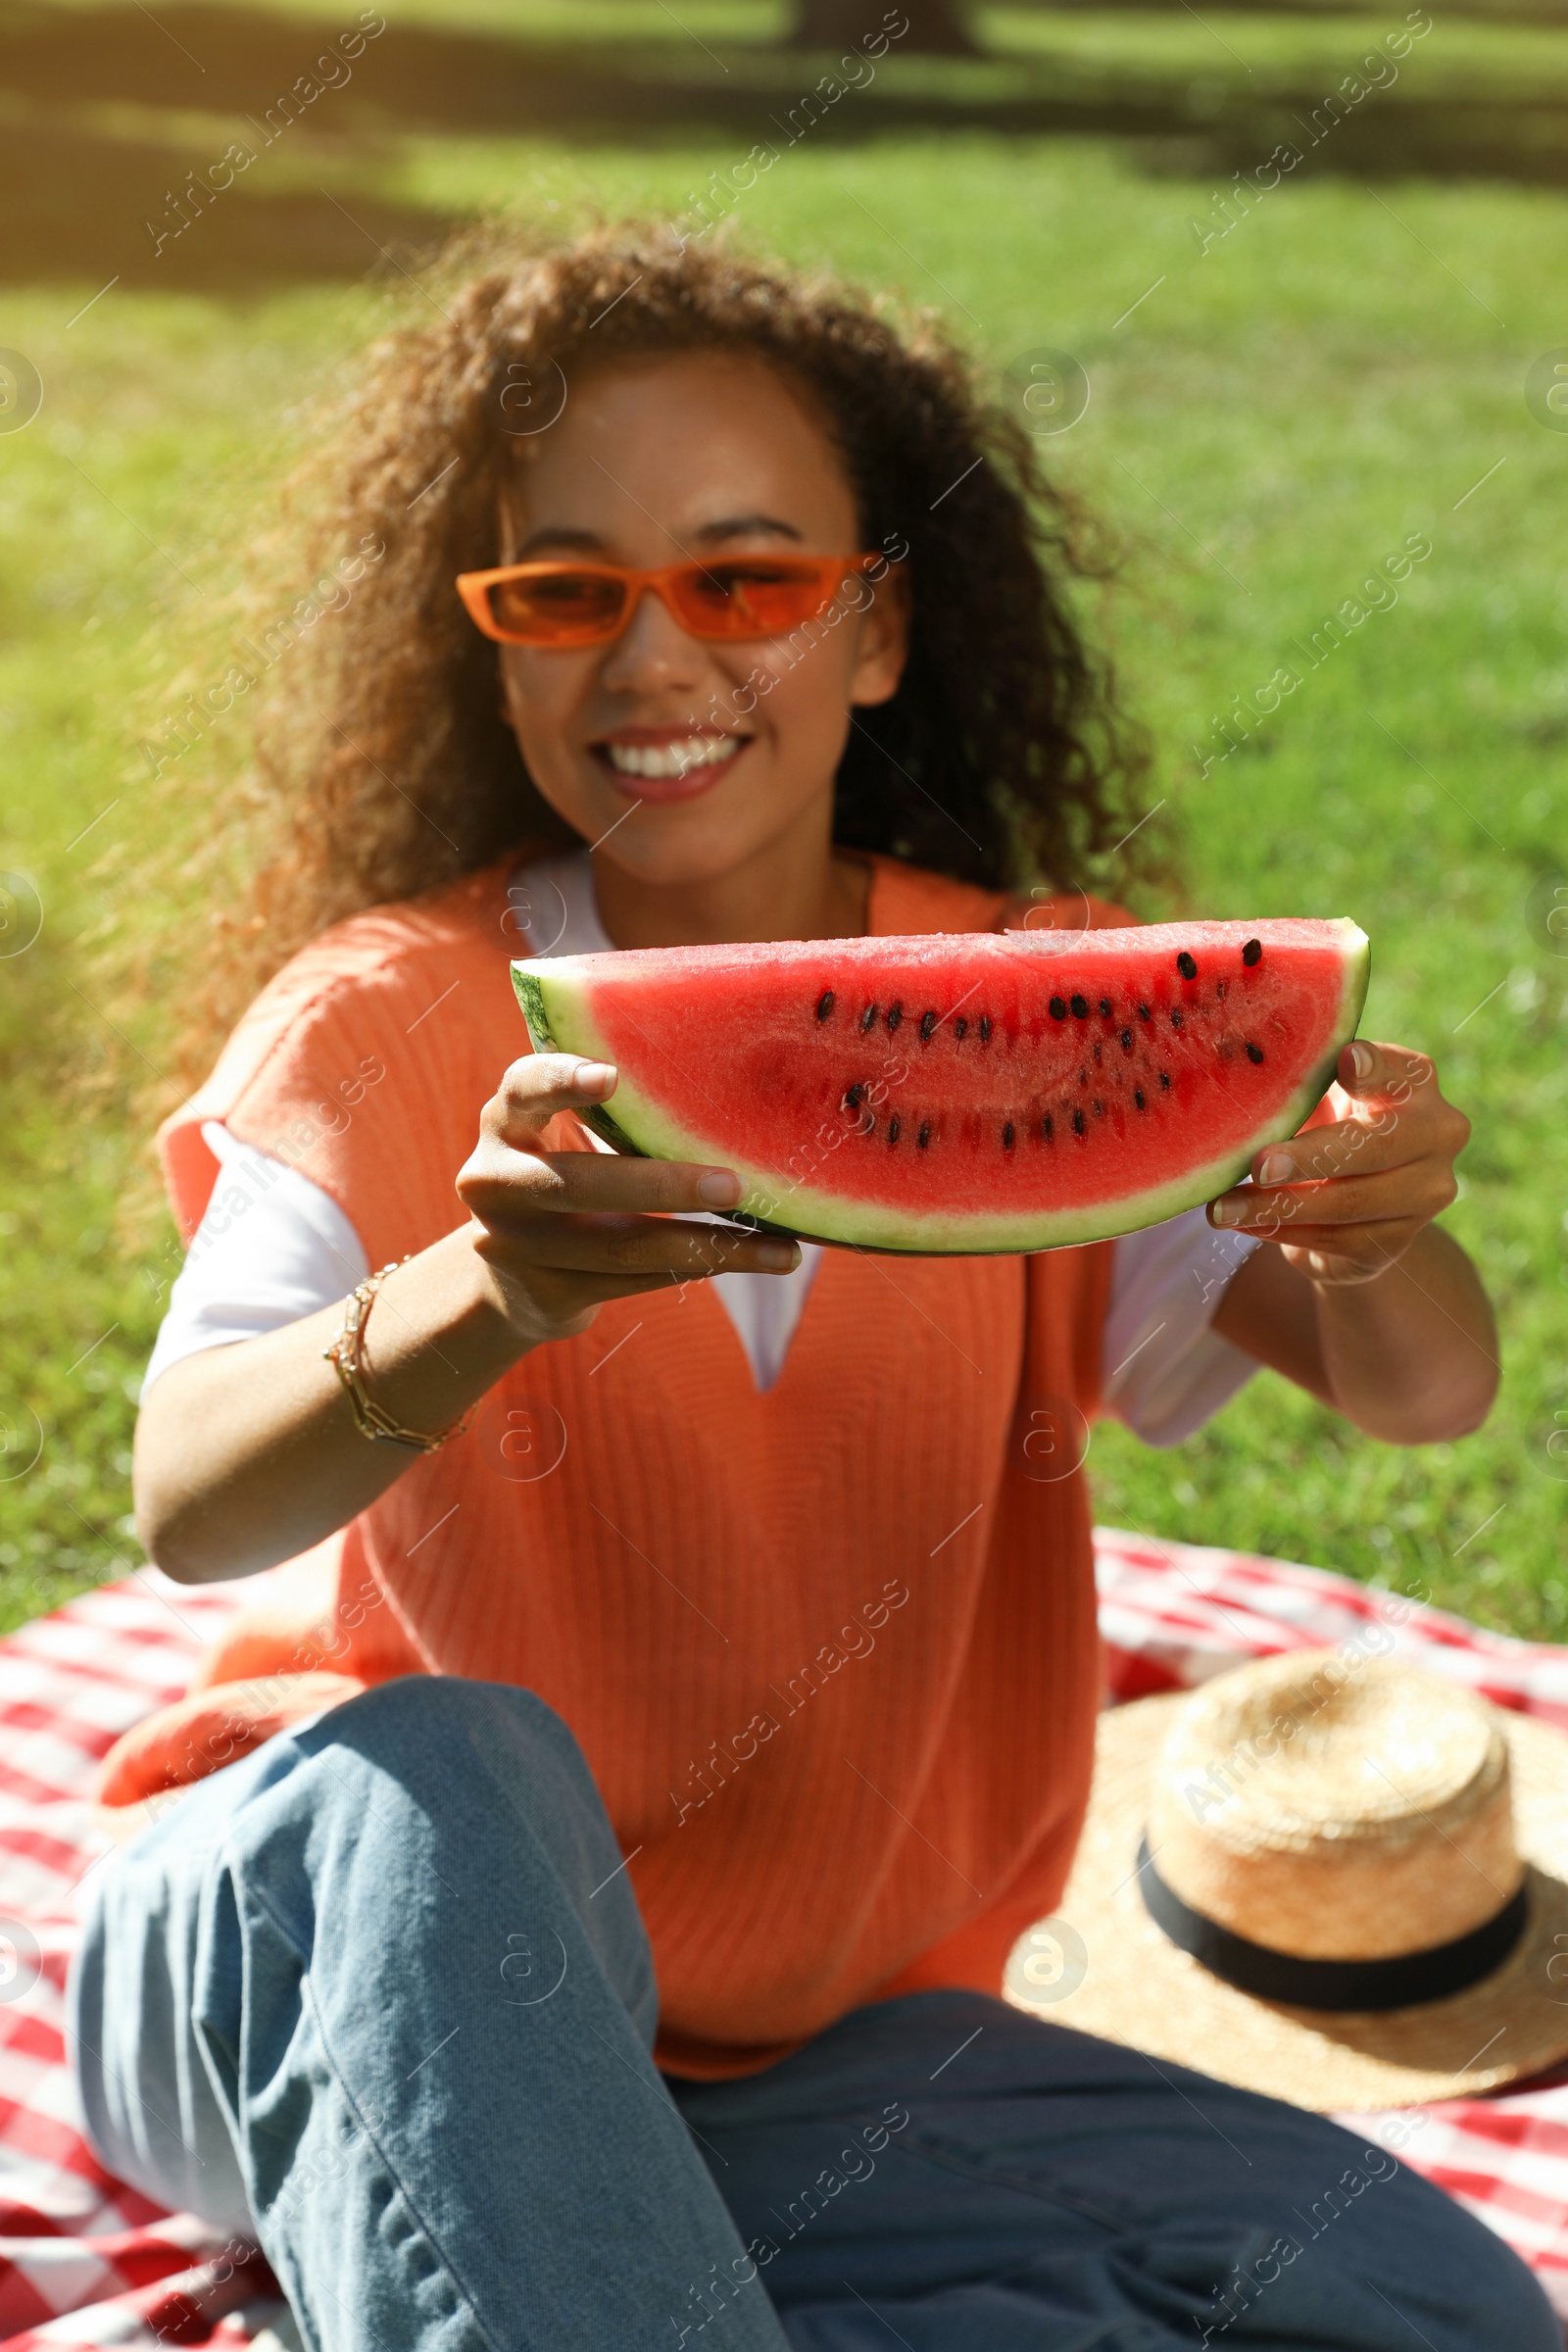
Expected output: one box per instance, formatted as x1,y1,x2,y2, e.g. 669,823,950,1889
604,734,743,780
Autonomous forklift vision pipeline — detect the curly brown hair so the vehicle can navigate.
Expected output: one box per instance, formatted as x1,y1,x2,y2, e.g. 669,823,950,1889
151,220,1153,1079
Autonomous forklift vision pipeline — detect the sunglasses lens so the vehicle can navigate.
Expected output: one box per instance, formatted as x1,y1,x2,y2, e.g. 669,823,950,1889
486,568,627,643
671,561,834,638
471,559,861,645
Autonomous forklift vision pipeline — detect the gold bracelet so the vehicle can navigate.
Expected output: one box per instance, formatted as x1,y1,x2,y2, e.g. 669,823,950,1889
324,1258,471,1453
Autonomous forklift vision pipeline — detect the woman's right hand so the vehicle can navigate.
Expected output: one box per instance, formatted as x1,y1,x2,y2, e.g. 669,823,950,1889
456,1054,800,1348
138,1056,797,1584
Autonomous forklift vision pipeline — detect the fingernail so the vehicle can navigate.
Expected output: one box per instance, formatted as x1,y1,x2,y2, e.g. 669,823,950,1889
573,1060,615,1095
1349,1041,1373,1081
759,1241,798,1271
1257,1151,1293,1187
698,1170,741,1207
1210,1197,1242,1228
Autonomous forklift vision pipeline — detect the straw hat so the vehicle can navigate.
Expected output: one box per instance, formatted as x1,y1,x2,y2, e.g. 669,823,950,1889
1004,1649,1568,2109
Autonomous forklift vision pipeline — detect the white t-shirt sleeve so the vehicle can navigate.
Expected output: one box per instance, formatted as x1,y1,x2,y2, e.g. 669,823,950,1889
141,1122,368,1393
143,1114,823,1399
1101,1206,1261,1447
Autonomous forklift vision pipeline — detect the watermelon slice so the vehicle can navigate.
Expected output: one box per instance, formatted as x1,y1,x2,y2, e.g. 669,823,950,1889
512,917,1369,1253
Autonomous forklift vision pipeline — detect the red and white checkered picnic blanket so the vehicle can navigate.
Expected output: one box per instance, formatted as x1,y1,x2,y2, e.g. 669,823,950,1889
3,1533,1567,2347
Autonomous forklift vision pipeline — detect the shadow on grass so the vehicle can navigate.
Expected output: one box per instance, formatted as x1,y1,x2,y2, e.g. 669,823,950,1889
2,0,1566,293
1,121,453,295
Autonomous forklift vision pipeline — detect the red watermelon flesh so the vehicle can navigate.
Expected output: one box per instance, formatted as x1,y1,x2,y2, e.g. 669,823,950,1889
512,917,1369,1252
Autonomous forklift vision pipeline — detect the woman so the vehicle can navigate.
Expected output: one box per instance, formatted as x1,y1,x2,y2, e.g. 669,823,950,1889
72,228,1539,2351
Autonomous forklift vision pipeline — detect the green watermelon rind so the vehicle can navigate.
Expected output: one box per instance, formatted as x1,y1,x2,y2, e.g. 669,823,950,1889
510,926,1370,1254
511,965,646,1158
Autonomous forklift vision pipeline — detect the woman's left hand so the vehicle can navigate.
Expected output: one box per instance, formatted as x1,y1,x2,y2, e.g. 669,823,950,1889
1207,1039,1471,1286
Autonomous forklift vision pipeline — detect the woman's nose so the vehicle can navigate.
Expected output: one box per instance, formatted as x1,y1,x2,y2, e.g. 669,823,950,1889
598,582,706,694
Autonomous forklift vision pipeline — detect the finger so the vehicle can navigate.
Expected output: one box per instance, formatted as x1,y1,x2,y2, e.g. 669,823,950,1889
482,1054,619,1143
473,1210,800,1282
1276,1228,1422,1285
1332,1038,1436,1102
1277,1243,1407,1289
1251,1118,1413,1189
548,1262,798,1311
479,1248,803,1341
1210,1161,1455,1232
466,1147,748,1220
1291,1041,1442,1145
1243,1090,1468,1194
1236,1215,1424,1259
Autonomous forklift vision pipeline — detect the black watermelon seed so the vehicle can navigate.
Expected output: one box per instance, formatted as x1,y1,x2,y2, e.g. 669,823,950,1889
1050,996,1067,1021
917,1121,932,1150
1246,1042,1264,1064
1215,979,1227,1000
1170,1008,1184,1029
1138,1003,1151,1021
1003,1122,1015,1150
1070,994,1089,1018
1099,998,1112,1016
815,990,834,1021
955,1017,968,1040
1243,938,1262,966
1042,1114,1054,1141
887,1002,903,1032
1072,1107,1086,1135
859,1004,877,1033
888,1117,901,1144
1134,1087,1146,1110
844,1083,865,1109
1177,951,1198,980
1158,1071,1171,1091
919,1009,938,1040
979,1014,993,1043
1119,1027,1133,1050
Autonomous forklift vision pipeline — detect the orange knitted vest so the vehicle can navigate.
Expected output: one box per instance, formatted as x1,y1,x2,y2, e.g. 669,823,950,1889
158,854,1117,2077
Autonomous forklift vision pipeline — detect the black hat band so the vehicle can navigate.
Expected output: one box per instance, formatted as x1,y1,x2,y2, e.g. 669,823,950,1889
1136,1836,1529,2013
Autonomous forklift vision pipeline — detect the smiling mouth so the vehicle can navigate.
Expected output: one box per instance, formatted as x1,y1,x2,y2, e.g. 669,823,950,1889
600,733,747,782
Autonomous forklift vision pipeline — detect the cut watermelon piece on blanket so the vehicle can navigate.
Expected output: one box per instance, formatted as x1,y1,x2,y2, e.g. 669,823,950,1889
512,916,1369,1253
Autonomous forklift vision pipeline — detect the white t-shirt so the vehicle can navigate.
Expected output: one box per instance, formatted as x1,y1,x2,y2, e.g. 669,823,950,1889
144,853,1260,1446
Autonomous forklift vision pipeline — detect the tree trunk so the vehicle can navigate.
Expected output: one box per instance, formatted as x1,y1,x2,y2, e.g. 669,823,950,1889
786,0,978,55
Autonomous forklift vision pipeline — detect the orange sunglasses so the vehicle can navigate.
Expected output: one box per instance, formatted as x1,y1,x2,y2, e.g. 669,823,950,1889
455,553,884,649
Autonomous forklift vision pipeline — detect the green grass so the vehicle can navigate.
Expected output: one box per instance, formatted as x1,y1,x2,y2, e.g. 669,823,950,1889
2,70,1566,1635
984,6,1568,88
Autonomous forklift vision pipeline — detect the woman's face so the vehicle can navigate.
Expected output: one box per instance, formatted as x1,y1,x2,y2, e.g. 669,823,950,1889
496,350,907,890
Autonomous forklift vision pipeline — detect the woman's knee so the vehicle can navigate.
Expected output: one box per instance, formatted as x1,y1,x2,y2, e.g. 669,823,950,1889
326,1671,570,1754
318,1674,606,1827
1288,2155,1560,2352
289,1674,645,1971
1386,2192,1560,2351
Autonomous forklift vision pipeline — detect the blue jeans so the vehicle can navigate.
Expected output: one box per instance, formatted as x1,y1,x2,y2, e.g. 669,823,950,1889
71,1678,1556,2352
